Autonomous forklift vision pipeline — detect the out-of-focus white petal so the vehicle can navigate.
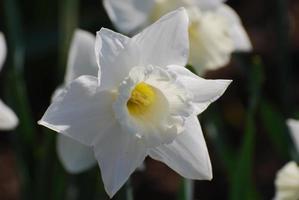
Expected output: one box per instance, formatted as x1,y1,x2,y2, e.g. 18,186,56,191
57,134,97,173
103,0,154,34
149,116,212,180
149,0,187,22
274,161,299,200
65,29,98,84
93,123,147,198
215,4,252,51
195,0,227,10
167,65,231,114
38,75,115,146
0,32,7,72
287,119,299,153
95,28,132,90
188,7,234,73
0,99,18,130
132,8,189,68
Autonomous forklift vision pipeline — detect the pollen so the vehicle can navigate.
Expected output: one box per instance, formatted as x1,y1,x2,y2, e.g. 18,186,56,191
127,82,156,116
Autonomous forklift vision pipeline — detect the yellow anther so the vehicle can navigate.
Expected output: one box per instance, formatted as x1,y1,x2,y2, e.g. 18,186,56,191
127,82,156,116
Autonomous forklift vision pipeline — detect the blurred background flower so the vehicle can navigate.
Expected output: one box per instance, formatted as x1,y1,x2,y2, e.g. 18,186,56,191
104,0,252,75
0,32,18,131
274,161,299,200
273,120,299,200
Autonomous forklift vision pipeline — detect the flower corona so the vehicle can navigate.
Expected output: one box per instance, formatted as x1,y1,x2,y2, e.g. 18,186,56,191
127,82,156,116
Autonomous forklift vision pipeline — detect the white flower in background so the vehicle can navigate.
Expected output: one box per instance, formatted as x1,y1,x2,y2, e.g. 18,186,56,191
52,30,98,173
272,119,299,200
0,32,18,130
274,161,299,200
287,119,299,153
104,0,252,75
38,9,231,197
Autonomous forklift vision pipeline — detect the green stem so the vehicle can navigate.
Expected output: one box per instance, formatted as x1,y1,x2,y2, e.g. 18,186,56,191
125,179,134,200
58,0,79,81
178,178,193,200
3,0,37,199
229,56,263,200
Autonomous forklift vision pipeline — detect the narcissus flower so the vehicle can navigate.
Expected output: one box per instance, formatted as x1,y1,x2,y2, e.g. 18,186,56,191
272,119,299,200
0,32,18,130
53,30,98,173
104,0,252,75
274,161,299,200
39,9,231,197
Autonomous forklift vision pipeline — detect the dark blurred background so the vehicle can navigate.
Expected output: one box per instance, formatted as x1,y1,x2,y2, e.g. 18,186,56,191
1,0,299,199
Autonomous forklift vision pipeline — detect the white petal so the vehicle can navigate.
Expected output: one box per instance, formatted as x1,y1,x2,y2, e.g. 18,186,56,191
95,28,132,90
0,32,7,72
57,134,97,173
167,65,231,114
93,123,147,197
51,86,64,102
38,75,115,146
0,99,18,130
274,161,299,200
103,0,154,34
195,0,227,10
188,7,234,73
215,4,252,51
287,119,299,153
149,116,212,180
64,29,98,84
132,8,189,68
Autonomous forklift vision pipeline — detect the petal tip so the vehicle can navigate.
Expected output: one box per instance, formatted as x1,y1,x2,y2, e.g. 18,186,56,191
37,119,61,133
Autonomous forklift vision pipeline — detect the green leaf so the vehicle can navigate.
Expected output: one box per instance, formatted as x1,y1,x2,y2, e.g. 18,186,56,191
3,0,37,199
259,100,291,158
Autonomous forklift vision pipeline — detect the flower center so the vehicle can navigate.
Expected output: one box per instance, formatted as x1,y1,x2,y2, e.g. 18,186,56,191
127,82,156,116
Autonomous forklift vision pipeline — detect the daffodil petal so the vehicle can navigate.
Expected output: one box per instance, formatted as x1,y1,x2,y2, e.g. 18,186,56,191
149,116,212,180
57,134,97,173
167,65,231,114
103,0,154,34
188,7,234,73
195,0,227,9
215,4,252,51
287,119,299,153
274,161,299,200
38,75,115,146
132,8,189,68
0,99,18,130
0,32,7,72
93,123,147,198
95,28,132,90
64,29,98,84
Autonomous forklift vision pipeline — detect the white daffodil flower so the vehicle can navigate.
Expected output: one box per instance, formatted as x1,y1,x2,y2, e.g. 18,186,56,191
104,0,252,75
53,30,98,173
274,161,299,200
39,8,231,197
0,32,18,131
287,119,299,153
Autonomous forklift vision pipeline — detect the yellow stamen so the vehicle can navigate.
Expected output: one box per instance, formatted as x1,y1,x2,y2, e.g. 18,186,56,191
127,82,156,116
